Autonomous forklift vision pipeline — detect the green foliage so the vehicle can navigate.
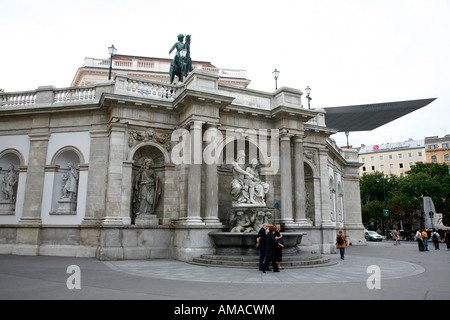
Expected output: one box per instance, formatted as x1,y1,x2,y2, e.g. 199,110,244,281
360,162,450,228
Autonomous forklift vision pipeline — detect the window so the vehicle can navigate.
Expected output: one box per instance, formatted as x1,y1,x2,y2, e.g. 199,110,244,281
408,152,412,158
379,155,384,161
389,155,393,160
371,166,375,171
432,155,437,163
428,144,438,150
380,165,385,170
389,164,394,169
445,154,450,161
361,157,366,163
362,166,366,172
443,143,449,148
370,156,375,162
399,163,404,169
409,162,414,167
418,152,422,157
398,153,403,159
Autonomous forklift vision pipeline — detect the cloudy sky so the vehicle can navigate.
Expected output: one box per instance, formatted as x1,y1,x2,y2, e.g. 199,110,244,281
1,0,449,148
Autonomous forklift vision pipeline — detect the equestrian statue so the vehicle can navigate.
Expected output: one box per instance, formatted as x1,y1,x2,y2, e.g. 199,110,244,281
169,34,193,84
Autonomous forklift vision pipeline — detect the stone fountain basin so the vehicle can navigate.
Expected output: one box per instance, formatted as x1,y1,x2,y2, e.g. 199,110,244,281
209,231,306,255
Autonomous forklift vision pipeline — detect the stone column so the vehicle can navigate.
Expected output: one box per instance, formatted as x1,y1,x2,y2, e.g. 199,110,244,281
203,123,221,225
19,131,49,224
293,135,312,226
183,120,204,225
279,133,294,226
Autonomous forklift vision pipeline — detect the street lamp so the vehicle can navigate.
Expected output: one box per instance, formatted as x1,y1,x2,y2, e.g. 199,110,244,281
377,175,388,237
305,86,312,109
108,44,117,80
272,69,280,90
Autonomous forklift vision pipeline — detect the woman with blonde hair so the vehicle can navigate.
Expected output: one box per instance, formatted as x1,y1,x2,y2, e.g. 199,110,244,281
274,225,284,270
336,230,346,260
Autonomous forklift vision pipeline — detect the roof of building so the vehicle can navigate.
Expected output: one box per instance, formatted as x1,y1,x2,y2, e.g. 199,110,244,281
323,98,436,132
424,134,450,144
359,139,425,154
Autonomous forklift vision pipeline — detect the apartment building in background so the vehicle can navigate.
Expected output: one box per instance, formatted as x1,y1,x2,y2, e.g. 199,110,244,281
425,135,450,166
358,139,425,177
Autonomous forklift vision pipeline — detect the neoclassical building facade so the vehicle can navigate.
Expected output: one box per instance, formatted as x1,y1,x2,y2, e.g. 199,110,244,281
0,60,365,261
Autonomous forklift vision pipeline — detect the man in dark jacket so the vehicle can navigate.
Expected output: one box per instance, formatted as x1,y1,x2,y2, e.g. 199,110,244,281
256,223,268,270
261,226,284,273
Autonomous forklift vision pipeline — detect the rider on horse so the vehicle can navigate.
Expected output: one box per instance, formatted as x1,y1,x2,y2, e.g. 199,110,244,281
169,34,192,84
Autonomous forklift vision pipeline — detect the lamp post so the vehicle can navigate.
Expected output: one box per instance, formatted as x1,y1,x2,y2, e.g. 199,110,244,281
108,44,117,80
305,86,312,109
272,69,280,90
377,175,388,237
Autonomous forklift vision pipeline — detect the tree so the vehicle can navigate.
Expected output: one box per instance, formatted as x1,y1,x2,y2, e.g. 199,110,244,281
360,163,450,230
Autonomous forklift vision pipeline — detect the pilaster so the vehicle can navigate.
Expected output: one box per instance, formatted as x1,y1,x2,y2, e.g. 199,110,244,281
293,135,312,226
20,131,50,225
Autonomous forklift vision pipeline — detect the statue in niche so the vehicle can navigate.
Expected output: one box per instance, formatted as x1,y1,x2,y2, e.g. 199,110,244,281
134,158,161,216
2,164,18,201
230,151,269,206
61,162,78,200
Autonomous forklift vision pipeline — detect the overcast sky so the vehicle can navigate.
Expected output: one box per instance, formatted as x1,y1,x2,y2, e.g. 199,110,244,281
1,0,449,148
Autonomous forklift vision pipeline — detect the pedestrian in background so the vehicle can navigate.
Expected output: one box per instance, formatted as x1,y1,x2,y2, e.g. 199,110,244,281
336,230,346,260
431,229,440,250
422,229,429,251
445,230,450,251
415,229,424,251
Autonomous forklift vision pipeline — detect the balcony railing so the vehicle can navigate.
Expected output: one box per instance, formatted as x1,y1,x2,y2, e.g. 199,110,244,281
0,75,181,109
83,57,247,79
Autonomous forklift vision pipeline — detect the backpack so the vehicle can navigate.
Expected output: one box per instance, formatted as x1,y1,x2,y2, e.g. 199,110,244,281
337,235,344,245
432,233,439,241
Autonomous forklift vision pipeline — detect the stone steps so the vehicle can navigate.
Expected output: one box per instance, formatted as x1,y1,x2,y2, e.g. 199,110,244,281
191,253,336,269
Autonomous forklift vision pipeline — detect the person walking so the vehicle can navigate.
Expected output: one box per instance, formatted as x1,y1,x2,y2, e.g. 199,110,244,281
262,226,284,273
445,230,450,251
336,230,346,260
422,229,429,251
256,223,269,271
415,229,424,251
431,229,440,250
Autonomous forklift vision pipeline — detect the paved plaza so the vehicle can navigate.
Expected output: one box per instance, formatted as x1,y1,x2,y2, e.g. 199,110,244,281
0,241,448,301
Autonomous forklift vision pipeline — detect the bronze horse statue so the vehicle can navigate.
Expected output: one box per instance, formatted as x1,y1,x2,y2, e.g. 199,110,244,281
169,34,193,84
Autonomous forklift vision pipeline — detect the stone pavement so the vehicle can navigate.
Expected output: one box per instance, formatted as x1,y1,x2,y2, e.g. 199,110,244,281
104,254,424,284
0,241,449,301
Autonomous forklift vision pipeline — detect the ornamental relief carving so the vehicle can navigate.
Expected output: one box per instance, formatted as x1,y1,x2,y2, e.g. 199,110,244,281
128,128,172,151
304,149,317,165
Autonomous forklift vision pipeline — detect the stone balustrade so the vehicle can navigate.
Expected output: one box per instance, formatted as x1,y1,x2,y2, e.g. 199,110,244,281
114,75,181,102
0,91,36,107
83,57,246,79
0,75,182,108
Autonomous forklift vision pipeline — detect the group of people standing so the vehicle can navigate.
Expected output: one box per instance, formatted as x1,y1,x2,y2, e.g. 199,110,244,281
256,223,284,273
415,228,449,251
